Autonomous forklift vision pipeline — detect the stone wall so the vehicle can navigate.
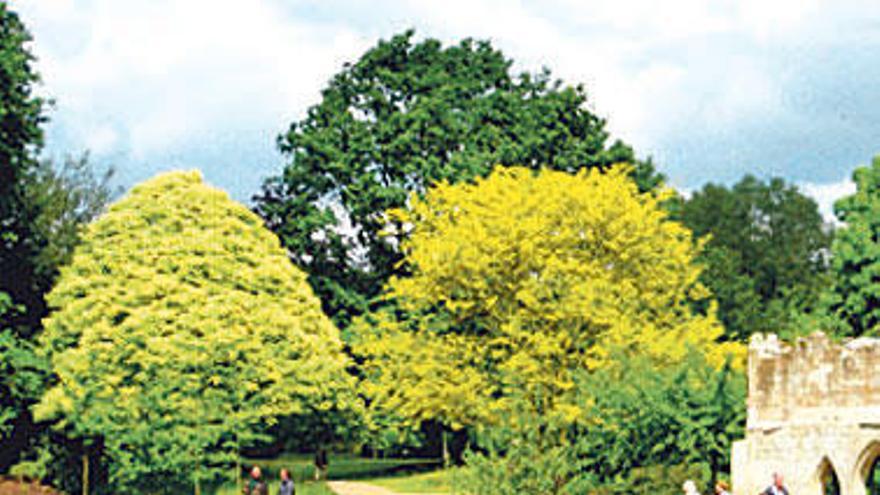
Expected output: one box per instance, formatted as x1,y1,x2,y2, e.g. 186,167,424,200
732,332,880,495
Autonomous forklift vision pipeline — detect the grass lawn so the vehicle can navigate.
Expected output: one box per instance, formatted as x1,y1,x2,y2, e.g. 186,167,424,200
215,480,335,495
234,453,441,480
363,469,454,493
212,454,443,494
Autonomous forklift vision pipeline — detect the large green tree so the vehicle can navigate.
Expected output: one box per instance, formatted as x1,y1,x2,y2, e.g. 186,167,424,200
0,0,115,473
824,156,880,336
0,0,47,333
676,176,831,341
255,30,663,327
1,156,115,475
0,0,45,206
36,171,359,494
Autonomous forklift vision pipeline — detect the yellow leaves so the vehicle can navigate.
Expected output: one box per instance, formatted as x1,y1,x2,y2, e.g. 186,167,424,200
358,164,735,427
556,403,583,424
352,311,494,429
38,170,360,462
32,387,72,422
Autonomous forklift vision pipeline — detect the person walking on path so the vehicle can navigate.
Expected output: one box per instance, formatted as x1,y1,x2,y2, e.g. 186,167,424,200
763,473,790,495
683,480,701,495
314,448,328,481
278,468,295,495
244,466,268,495
714,480,731,495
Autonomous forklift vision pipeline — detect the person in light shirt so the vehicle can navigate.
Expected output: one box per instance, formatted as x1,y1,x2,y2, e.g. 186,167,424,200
683,479,701,495
762,472,790,495
278,468,295,495
714,480,731,495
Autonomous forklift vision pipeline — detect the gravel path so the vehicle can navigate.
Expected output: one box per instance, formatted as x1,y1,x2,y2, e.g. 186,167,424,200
326,481,446,495
326,481,400,495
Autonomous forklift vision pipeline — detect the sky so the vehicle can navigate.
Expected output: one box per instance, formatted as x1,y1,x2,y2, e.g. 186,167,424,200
12,0,880,221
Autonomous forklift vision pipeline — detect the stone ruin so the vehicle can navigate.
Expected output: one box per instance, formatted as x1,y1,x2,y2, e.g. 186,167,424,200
732,332,880,495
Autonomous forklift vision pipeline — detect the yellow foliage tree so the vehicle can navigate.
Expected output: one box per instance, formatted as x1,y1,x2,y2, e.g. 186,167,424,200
353,165,741,430
36,171,359,494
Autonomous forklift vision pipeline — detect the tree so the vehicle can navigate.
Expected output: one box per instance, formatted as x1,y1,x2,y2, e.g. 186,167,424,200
824,156,880,336
353,166,740,437
352,308,491,463
0,0,48,335
574,351,745,493
677,176,831,341
36,171,360,494
21,155,116,292
0,0,116,473
0,0,45,208
454,351,745,495
0,155,116,476
455,391,579,495
255,30,663,327
0,155,115,472
0,294,45,440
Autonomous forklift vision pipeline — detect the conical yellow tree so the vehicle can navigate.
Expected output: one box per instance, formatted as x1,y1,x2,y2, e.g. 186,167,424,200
36,171,359,494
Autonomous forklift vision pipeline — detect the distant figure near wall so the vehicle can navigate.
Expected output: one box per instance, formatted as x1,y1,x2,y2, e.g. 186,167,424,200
731,332,880,495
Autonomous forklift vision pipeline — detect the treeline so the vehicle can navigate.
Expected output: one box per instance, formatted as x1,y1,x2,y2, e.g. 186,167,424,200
2,4,878,494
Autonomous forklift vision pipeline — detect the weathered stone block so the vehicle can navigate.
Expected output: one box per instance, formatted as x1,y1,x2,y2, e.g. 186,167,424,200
732,332,880,495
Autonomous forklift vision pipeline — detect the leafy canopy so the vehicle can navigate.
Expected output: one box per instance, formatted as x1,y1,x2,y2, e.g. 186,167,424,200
0,2,114,474
0,0,45,204
36,171,359,493
824,156,880,336
353,166,739,430
0,0,47,331
0,294,45,442
676,176,831,341
573,351,744,491
456,351,745,495
255,30,663,327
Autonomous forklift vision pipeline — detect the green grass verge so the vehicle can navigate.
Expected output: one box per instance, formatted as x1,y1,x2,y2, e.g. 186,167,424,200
364,469,454,493
212,454,444,494
214,480,334,495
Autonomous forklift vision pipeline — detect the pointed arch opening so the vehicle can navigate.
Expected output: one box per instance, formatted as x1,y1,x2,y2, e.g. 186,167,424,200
860,441,880,495
817,457,840,495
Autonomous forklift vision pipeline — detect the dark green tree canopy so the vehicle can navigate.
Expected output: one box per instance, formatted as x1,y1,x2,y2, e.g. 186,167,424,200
0,3,115,475
255,30,662,326
0,0,48,333
677,175,831,341
0,1,45,200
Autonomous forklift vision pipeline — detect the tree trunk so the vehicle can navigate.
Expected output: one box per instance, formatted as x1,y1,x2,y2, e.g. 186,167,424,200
236,452,242,493
709,455,718,495
82,450,89,495
194,457,203,495
442,430,450,468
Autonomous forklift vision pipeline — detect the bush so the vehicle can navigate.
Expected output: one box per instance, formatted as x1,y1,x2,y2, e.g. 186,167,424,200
455,350,744,495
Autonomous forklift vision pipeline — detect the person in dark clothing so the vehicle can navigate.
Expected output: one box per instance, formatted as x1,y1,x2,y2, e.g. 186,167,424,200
314,448,328,481
278,468,295,495
244,466,268,495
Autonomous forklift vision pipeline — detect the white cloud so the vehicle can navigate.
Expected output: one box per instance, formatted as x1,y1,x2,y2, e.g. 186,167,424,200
800,178,856,224
10,0,880,200
16,0,371,158
84,124,119,154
